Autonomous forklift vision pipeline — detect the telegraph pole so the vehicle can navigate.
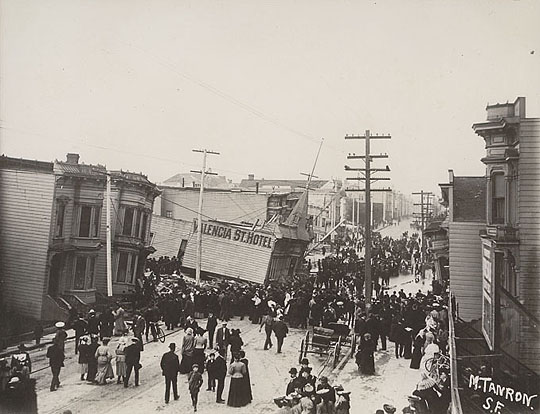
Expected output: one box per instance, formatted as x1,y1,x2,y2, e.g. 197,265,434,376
192,148,220,285
106,173,113,296
345,130,391,309
413,190,433,280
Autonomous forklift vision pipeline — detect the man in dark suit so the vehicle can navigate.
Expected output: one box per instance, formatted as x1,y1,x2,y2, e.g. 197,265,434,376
124,338,142,387
213,348,227,403
72,314,87,354
160,343,180,403
272,315,289,353
46,339,65,392
206,312,218,349
215,321,230,358
132,313,146,351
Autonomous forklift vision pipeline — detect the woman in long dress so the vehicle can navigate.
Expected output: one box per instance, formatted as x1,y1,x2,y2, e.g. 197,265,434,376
420,332,440,377
179,328,196,374
115,337,127,384
227,354,250,407
238,350,252,403
356,333,375,375
95,337,115,385
410,329,426,369
86,335,99,382
193,328,207,373
113,305,128,336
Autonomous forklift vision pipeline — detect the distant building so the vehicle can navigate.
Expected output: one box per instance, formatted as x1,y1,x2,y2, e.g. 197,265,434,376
239,175,344,243
162,172,232,189
0,154,159,321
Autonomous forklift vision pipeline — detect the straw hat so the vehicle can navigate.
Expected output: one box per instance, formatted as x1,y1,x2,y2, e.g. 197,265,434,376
417,373,437,390
383,404,396,413
55,321,65,329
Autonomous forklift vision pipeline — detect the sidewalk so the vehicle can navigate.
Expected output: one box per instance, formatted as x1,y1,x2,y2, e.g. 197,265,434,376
333,272,434,413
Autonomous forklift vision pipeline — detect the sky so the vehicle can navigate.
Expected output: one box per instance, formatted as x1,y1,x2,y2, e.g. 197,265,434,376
1,0,539,196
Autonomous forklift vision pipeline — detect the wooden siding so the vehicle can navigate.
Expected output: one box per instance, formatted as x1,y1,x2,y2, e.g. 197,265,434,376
159,189,269,224
449,221,485,322
518,118,540,374
0,168,55,319
150,216,273,284
150,215,193,258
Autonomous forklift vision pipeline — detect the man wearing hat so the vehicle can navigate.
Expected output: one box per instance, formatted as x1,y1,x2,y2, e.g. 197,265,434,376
335,385,351,414
54,322,68,353
213,346,227,403
160,343,180,403
215,321,230,358
286,367,301,395
46,337,65,391
124,337,142,387
316,376,335,412
272,315,289,354
87,310,100,336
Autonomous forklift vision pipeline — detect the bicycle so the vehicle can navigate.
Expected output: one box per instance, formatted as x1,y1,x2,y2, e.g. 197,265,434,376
424,353,450,381
148,321,166,343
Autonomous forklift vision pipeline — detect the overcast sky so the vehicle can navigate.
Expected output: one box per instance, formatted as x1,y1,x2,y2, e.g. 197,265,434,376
1,0,539,196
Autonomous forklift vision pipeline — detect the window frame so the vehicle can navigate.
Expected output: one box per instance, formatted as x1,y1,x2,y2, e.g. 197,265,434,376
76,204,101,238
71,255,97,290
491,173,506,225
55,201,66,237
115,251,138,284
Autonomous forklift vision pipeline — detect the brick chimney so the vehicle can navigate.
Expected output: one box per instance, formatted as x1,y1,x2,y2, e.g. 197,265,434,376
66,153,80,164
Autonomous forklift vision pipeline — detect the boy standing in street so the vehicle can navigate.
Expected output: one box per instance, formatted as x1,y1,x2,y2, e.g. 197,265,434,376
188,363,203,412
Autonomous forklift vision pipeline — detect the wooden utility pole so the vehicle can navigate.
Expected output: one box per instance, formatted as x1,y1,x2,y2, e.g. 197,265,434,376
192,148,220,285
106,173,113,296
345,130,391,309
413,190,433,280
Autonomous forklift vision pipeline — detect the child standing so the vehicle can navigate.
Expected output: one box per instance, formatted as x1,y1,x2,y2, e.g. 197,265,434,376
188,363,203,412
205,352,216,391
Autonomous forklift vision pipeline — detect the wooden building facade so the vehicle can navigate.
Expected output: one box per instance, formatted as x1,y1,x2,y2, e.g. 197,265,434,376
0,154,159,321
150,190,313,285
473,97,540,374
439,172,487,322
0,158,56,320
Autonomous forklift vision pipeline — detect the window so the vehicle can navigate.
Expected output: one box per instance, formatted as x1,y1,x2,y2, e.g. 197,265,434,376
117,252,129,282
73,256,87,290
492,173,505,224
78,205,101,238
166,210,173,219
123,207,135,236
140,213,148,241
92,207,101,237
72,255,96,290
88,256,96,289
129,255,138,283
116,252,138,283
55,203,66,237
134,210,141,238
178,239,188,259
79,206,92,237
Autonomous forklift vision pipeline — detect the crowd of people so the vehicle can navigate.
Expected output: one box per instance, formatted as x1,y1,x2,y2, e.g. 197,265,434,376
5,219,454,414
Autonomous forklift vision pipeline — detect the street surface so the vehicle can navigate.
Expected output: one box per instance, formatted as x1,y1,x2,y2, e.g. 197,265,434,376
29,320,323,414
331,218,434,413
